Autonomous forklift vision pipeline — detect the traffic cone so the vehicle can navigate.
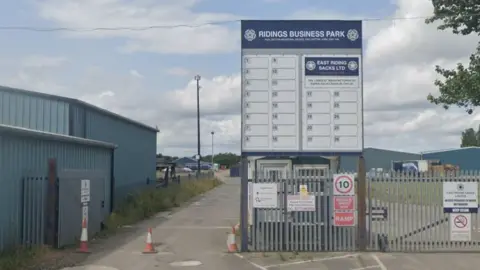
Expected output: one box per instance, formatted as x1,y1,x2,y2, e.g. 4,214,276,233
142,228,158,254
226,227,238,252
77,218,90,253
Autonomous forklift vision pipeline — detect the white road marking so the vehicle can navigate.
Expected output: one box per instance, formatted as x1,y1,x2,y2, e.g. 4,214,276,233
264,254,358,268
234,253,268,270
350,265,381,270
371,254,388,270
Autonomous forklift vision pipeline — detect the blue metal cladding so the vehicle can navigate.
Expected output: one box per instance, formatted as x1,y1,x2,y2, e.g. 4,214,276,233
339,148,421,171
82,109,157,205
0,87,69,134
422,148,480,170
0,125,113,251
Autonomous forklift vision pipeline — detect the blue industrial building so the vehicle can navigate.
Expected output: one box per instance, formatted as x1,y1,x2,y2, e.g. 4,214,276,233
0,124,115,251
421,147,480,171
339,147,421,172
0,85,158,205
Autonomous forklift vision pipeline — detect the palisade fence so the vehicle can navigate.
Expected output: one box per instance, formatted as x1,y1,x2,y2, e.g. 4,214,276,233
249,170,480,252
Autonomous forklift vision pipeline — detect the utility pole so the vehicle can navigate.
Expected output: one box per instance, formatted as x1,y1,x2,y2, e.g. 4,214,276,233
211,131,214,170
194,75,201,176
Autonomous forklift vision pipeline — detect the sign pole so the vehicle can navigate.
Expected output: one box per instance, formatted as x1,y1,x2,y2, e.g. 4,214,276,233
357,156,367,251
240,156,249,252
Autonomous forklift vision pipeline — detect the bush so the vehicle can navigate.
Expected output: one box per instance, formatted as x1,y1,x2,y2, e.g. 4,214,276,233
103,178,223,232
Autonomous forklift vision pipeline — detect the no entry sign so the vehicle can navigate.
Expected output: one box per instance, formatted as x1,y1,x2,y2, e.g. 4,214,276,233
333,174,355,196
333,211,356,226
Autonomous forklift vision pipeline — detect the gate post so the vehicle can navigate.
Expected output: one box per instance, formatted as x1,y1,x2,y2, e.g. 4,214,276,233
45,159,59,248
357,156,367,251
240,156,249,252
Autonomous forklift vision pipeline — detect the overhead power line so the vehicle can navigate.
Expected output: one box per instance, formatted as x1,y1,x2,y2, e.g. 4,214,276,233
0,13,474,32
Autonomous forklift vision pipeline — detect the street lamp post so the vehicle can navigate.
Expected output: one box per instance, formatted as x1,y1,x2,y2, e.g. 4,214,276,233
211,131,214,171
194,75,201,176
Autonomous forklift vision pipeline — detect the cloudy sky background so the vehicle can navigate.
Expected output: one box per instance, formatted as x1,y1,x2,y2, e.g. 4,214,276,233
0,0,478,156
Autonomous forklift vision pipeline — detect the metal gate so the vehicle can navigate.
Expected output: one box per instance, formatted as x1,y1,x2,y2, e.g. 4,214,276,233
248,170,480,252
249,170,357,252
367,171,480,252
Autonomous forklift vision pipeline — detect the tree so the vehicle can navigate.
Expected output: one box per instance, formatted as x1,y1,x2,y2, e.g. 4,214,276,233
461,127,479,147
425,0,480,114
201,152,240,167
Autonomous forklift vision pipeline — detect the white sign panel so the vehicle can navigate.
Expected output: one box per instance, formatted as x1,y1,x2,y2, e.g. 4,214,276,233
240,20,363,155
450,213,471,241
242,55,300,152
252,183,278,208
302,55,362,152
80,179,90,203
333,174,355,196
287,195,315,211
248,182,253,225
443,182,478,213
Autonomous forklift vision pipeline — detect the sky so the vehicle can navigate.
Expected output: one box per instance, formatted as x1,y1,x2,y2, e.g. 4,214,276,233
0,0,478,157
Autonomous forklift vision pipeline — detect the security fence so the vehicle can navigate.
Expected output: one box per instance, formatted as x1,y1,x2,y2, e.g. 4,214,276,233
247,170,480,252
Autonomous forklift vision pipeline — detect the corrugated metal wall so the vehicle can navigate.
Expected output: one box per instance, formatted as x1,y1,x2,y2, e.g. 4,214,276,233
340,148,421,171
422,148,480,170
0,127,113,251
0,87,70,134
82,108,157,204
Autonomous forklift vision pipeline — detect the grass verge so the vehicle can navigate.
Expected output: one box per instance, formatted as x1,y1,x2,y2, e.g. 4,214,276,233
0,177,223,270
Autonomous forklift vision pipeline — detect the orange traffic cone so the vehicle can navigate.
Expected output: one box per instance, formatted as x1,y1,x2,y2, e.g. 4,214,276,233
77,218,90,253
142,228,157,254
226,227,238,252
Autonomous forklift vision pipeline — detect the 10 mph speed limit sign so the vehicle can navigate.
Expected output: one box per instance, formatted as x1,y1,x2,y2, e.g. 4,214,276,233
333,174,355,196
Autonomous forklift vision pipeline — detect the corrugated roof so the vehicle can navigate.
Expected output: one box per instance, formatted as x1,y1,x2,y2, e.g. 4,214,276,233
420,147,480,155
0,85,159,133
0,124,117,149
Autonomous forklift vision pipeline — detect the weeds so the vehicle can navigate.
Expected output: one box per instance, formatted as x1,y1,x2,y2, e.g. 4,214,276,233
0,177,222,269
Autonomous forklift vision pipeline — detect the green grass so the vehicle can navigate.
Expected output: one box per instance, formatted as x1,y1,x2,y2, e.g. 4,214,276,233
0,177,223,269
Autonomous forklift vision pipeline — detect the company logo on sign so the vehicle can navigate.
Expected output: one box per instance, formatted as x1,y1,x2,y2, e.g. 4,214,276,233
244,29,256,41
347,29,359,41
347,61,358,71
305,61,316,71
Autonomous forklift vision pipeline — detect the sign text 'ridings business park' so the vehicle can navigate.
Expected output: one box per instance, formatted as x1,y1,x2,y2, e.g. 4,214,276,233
241,20,364,157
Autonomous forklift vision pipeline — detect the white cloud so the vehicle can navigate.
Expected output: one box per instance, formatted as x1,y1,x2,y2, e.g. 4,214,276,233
21,55,67,68
129,69,144,78
35,0,242,54
5,0,480,156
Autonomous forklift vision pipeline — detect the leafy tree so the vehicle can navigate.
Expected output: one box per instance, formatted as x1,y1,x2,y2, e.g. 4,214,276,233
461,127,479,147
201,152,240,167
425,0,480,114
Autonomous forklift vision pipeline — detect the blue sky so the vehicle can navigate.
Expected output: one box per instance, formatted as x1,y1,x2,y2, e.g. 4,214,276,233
0,0,477,156
0,0,396,94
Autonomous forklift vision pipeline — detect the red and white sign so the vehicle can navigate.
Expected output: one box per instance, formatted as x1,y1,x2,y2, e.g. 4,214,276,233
333,174,355,196
333,211,356,226
450,213,471,241
334,196,355,211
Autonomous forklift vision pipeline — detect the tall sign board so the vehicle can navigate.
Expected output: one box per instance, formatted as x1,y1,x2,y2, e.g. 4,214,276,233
241,20,363,156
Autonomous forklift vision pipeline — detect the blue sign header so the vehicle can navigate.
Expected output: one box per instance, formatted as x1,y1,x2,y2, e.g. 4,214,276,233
241,20,362,49
304,57,360,76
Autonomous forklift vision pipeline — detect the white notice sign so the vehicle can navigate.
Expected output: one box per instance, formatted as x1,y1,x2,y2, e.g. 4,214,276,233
252,183,278,208
443,182,478,212
450,213,471,241
287,195,315,212
81,179,91,203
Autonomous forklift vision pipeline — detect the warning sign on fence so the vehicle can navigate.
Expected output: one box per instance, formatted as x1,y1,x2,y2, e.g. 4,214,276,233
333,174,355,196
450,213,471,241
333,211,356,227
334,196,355,211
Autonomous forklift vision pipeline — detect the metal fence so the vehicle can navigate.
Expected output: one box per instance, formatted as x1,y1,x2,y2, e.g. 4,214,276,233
368,171,480,252
248,170,480,253
21,167,109,249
